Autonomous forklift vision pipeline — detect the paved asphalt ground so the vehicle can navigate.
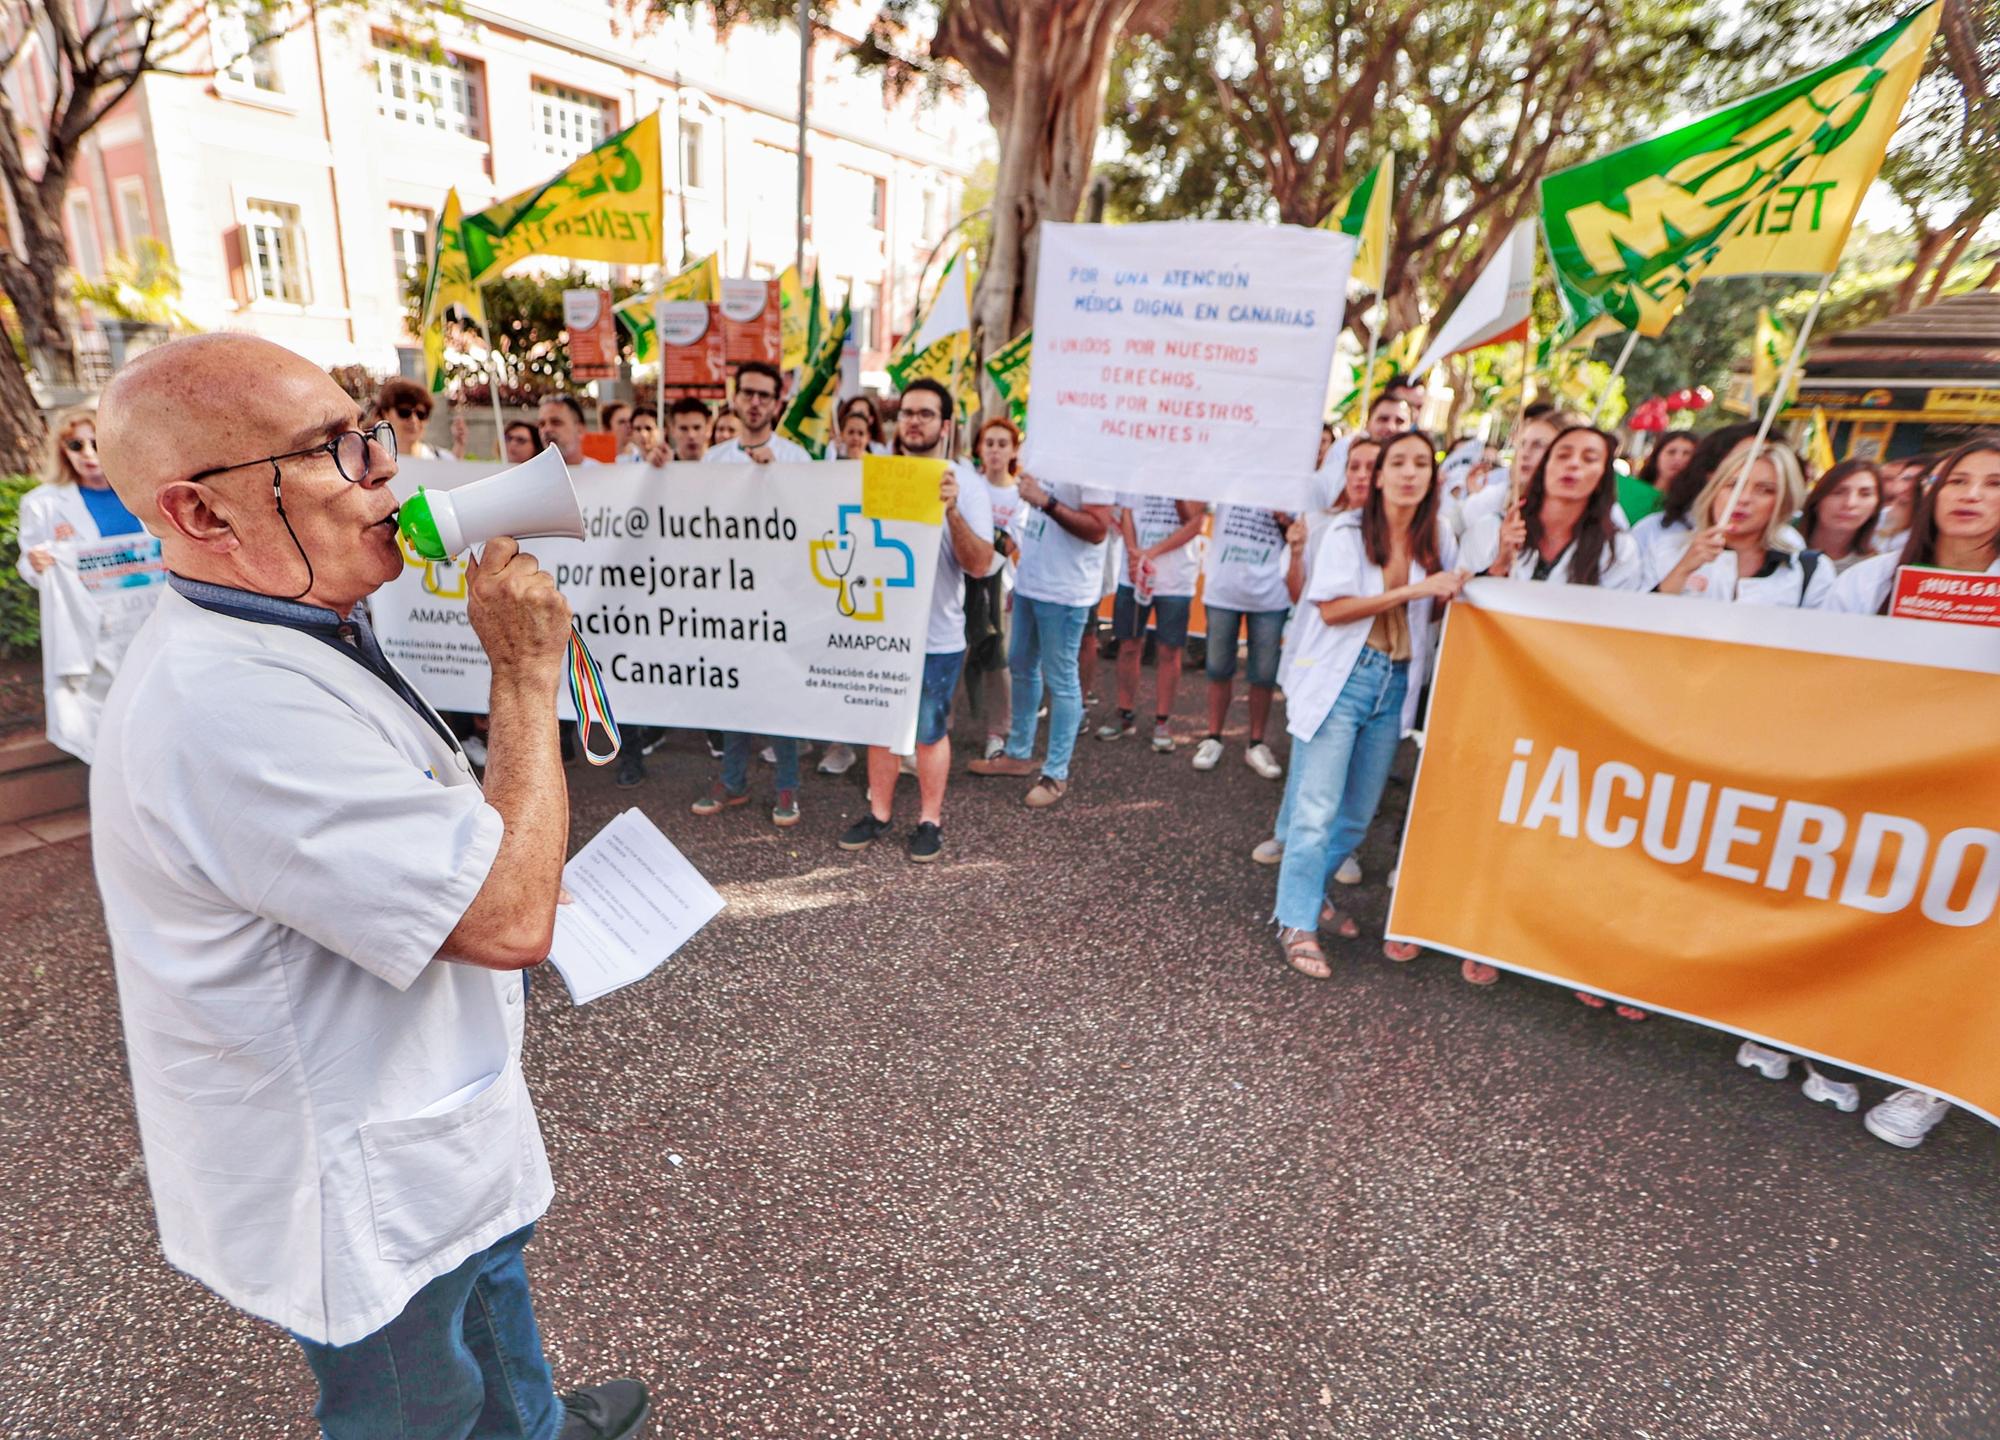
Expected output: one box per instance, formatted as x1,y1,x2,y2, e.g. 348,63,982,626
3,686,1997,1440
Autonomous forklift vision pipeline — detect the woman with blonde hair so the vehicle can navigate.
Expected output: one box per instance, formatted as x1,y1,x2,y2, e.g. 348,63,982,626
13,407,160,760
1654,442,1834,607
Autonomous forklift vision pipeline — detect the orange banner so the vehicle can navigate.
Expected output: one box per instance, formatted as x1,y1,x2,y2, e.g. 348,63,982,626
1389,581,2000,1124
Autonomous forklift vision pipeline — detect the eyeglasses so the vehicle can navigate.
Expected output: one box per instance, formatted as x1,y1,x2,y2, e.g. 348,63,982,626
64,436,95,452
736,388,780,404
185,421,398,488
902,409,944,423
392,404,431,421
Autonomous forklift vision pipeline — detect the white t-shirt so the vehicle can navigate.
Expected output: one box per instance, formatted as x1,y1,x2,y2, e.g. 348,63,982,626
984,476,1028,542
928,460,993,654
702,434,814,465
1013,482,1117,608
1666,544,1837,607
90,589,548,1346
1202,505,1292,613
1117,492,1203,597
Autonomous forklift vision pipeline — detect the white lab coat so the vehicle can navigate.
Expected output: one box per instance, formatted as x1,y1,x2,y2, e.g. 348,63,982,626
1459,510,1647,590
1830,551,2000,615
1283,512,1458,742
1655,532,1837,608
90,588,551,1345
13,482,160,762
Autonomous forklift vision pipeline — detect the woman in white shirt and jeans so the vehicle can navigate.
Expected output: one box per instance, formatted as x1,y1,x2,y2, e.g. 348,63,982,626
1273,432,1465,978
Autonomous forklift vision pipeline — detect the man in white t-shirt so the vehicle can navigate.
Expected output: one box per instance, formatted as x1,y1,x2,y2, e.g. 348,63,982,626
88,334,648,1440
702,360,812,465
536,394,603,469
837,379,996,862
967,471,1116,808
1097,492,1204,751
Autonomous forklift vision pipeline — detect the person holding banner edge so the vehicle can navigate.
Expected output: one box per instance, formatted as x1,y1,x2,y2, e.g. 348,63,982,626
839,378,998,862
1274,432,1465,978
85,334,649,1440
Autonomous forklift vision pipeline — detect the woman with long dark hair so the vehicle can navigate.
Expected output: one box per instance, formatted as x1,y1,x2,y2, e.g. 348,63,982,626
1833,437,2000,615
1467,425,1646,590
1636,430,1697,494
1797,459,1882,573
964,416,1024,759
1273,432,1464,978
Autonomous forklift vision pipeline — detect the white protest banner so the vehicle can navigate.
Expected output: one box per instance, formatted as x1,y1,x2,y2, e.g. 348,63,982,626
1021,221,1352,509
374,458,945,751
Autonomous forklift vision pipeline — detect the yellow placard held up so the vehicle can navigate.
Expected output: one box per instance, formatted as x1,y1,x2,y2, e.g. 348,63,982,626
860,456,946,527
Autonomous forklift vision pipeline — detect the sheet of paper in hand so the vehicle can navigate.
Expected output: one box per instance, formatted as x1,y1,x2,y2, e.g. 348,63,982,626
547,808,725,1004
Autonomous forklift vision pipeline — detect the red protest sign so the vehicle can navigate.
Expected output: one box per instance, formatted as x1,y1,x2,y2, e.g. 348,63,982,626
564,288,618,381
1890,566,2000,628
721,278,782,367
659,300,727,399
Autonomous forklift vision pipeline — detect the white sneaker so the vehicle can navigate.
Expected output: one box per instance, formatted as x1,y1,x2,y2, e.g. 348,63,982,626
1251,837,1284,865
1735,1040,1792,1081
982,734,1007,761
1864,1089,1951,1148
1192,737,1224,771
899,752,918,776
1150,722,1175,753
818,742,858,776
759,745,778,765
1244,742,1282,780
461,734,488,767
1333,855,1362,886
1802,1066,1860,1113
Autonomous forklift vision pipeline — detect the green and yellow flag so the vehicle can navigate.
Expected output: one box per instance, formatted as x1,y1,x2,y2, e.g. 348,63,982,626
779,265,810,371
985,329,1032,428
1809,407,1839,474
1753,305,1794,406
779,294,853,458
419,188,484,393
612,252,721,365
462,112,664,286
1541,4,1940,338
1324,156,1393,294
888,250,975,410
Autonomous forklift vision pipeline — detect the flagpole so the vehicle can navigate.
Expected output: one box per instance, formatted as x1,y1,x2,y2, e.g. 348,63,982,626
1722,269,1833,521
481,284,507,455
1590,330,1640,427
1355,302,1381,427
794,0,810,280
1508,325,1534,508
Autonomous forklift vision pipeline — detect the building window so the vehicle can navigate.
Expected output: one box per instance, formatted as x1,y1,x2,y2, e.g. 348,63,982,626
842,168,887,232
374,41,483,138
389,206,431,288
115,178,153,250
920,186,939,242
212,7,282,93
854,280,880,353
679,118,705,190
246,201,308,304
532,82,612,164
66,193,103,278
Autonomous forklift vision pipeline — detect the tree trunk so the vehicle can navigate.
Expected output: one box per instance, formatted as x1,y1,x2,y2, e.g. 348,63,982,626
0,196,84,391
0,321,48,474
1922,217,1986,306
1892,228,1949,313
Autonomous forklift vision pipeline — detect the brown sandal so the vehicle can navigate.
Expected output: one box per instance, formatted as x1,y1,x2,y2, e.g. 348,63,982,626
1278,927,1331,980
1319,902,1360,939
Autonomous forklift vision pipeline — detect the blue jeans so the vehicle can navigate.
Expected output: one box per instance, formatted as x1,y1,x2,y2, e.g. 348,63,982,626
918,649,967,746
293,1224,560,1440
721,732,800,794
1272,648,1408,930
1204,605,1288,686
1004,596,1092,782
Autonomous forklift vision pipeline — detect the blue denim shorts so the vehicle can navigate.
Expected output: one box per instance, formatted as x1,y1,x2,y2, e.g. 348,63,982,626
1203,604,1288,686
918,649,966,746
1111,585,1193,647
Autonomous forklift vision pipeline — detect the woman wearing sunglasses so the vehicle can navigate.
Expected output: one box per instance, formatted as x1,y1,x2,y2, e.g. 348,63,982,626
13,406,160,761
373,378,464,462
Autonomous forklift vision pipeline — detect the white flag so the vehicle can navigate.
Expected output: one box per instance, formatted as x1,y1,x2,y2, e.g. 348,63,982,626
1416,222,1538,375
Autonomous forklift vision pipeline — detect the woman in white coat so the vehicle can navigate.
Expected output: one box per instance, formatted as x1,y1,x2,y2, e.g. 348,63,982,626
1653,443,1835,608
1831,437,2000,616
1463,425,1648,591
1273,432,1465,978
14,408,156,761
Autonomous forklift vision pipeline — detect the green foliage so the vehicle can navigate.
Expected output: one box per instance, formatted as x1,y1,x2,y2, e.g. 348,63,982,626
70,239,196,330
0,474,45,657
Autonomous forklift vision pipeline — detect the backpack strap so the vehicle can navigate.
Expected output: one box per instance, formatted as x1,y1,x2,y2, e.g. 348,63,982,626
1796,549,1823,605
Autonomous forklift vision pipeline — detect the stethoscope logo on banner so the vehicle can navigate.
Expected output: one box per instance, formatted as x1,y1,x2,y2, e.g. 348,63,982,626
397,530,467,599
808,503,916,623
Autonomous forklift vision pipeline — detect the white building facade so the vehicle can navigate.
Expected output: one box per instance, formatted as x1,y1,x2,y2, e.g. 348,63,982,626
35,1,986,384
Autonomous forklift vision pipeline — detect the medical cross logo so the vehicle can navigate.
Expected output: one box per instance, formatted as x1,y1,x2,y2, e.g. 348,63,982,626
807,503,917,623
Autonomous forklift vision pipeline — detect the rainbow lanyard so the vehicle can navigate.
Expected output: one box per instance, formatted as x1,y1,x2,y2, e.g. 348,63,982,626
566,623,621,765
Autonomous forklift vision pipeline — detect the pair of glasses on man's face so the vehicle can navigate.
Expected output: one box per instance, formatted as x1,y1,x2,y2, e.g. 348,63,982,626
184,421,399,488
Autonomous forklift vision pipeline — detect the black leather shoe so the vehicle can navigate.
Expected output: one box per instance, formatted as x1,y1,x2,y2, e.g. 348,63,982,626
558,1378,650,1438
615,750,646,788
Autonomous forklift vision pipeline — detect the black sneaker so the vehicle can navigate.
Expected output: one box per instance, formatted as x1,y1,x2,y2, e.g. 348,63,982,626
557,1378,649,1439
907,821,943,863
838,813,893,851
614,749,646,789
